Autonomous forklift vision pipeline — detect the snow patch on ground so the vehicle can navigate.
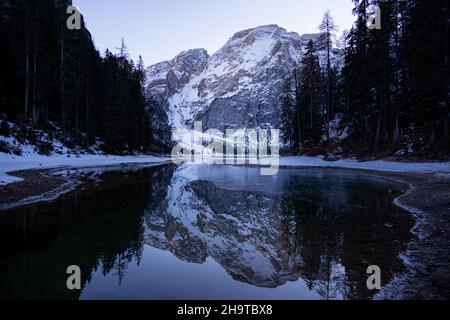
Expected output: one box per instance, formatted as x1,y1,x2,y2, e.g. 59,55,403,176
278,156,450,175
0,120,105,156
326,115,348,142
0,153,170,186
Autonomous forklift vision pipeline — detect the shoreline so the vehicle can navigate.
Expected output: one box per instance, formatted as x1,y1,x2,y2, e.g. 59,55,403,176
0,162,449,299
0,169,79,211
0,161,171,211
278,165,450,299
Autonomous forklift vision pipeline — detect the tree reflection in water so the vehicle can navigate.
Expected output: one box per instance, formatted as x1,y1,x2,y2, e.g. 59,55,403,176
0,165,414,300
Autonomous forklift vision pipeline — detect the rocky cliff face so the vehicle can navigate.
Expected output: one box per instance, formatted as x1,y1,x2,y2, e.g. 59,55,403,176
146,25,337,133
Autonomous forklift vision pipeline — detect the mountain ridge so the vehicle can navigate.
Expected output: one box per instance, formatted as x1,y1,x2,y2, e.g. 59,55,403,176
146,25,337,133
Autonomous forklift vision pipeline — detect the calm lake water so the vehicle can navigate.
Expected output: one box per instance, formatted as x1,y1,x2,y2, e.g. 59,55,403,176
0,164,414,300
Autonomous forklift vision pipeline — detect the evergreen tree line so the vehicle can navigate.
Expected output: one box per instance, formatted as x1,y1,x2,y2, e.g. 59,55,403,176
281,0,449,156
0,0,154,154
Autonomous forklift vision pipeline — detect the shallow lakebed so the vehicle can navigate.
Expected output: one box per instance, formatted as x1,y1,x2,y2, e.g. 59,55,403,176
0,164,415,300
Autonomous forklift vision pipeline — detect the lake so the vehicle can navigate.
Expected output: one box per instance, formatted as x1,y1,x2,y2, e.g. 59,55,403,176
0,164,414,300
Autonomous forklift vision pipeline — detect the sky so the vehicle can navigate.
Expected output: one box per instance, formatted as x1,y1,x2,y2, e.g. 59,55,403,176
73,0,355,66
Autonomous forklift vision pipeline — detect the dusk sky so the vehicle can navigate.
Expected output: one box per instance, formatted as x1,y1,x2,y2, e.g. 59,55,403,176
73,0,356,66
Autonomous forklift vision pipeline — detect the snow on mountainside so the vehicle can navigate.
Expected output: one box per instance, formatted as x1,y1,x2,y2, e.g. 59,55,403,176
146,25,341,133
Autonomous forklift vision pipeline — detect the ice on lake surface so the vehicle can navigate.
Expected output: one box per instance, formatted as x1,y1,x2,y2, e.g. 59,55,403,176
0,164,414,300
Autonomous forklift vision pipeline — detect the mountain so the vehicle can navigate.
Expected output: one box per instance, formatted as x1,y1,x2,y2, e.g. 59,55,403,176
146,25,339,133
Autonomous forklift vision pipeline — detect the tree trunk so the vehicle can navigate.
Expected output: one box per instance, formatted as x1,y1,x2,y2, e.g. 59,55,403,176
446,100,449,142
297,106,302,147
294,70,302,146
24,16,29,116
326,27,331,139
85,79,90,140
310,93,314,142
429,126,436,148
60,4,66,135
444,0,449,141
32,37,38,124
345,83,351,124
375,111,382,148
395,111,400,142
75,46,81,132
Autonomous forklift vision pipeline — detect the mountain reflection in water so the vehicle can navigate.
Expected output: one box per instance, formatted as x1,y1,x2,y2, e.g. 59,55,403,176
0,165,414,300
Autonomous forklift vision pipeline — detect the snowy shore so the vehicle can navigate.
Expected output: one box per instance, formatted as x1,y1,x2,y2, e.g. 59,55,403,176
2,154,450,186
278,156,450,176
0,153,171,186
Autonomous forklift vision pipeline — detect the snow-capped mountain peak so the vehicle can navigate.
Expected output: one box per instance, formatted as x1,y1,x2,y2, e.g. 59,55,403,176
146,25,335,132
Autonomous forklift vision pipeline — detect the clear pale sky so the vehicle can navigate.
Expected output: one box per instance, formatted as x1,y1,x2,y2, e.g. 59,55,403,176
73,0,355,66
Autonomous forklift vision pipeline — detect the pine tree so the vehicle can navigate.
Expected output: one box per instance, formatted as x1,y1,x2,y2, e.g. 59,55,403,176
401,0,448,147
135,55,146,90
366,0,396,148
0,0,155,154
299,40,323,143
343,0,372,148
118,38,129,60
280,78,296,150
319,10,337,139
